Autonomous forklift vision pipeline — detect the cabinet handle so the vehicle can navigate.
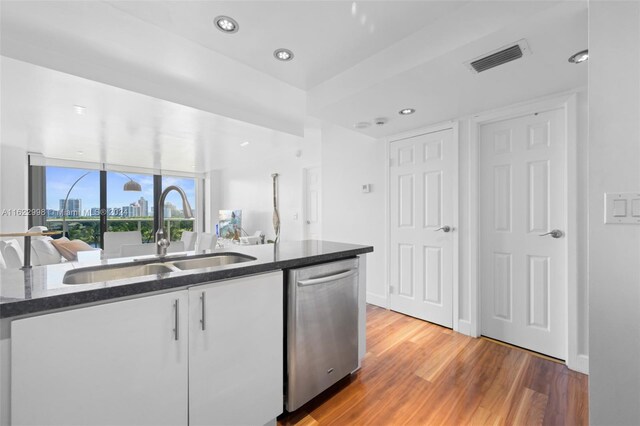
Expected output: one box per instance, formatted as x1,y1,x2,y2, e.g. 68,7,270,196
200,292,206,331
173,299,179,341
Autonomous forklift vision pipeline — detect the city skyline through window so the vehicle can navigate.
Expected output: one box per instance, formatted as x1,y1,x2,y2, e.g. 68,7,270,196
107,172,154,219
46,167,158,215
107,171,155,243
42,166,198,247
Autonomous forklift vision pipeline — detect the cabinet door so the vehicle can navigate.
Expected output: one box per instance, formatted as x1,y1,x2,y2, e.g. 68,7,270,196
189,272,283,426
11,291,189,426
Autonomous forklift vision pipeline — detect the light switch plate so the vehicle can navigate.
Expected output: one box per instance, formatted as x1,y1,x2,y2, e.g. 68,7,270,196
605,193,640,224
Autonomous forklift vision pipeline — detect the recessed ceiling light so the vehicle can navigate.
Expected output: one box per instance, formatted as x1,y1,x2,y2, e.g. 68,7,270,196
240,141,250,147
399,108,415,115
214,15,238,33
76,150,84,155
73,105,86,115
354,122,371,129
274,48,294,61
568,49,588,64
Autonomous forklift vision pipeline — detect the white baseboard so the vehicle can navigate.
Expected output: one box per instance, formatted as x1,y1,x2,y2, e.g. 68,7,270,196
456,319,473,336
575,354,589,374
366,292,387,308
567,353,589,374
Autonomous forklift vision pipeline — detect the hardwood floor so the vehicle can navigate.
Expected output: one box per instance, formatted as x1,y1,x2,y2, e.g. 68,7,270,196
279,305,588,426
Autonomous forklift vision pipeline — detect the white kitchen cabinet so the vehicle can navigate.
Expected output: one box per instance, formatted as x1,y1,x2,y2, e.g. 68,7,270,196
11,290,189,426
188,271,283,426
9,271,285,426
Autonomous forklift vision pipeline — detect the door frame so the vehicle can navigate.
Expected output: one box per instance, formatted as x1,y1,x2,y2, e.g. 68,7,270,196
469,92,583,372
301,165,322,240
384,121,460,331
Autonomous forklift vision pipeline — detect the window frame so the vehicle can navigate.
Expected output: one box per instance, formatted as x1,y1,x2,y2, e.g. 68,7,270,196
28,156,201,249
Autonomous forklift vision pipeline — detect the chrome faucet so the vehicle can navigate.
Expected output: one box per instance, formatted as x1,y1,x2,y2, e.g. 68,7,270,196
155,185,194,257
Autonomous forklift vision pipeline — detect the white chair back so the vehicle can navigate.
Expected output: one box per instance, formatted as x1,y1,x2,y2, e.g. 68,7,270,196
103,231,142,259
168,241,185,254
120,243,156,257
197,233,218,251
180,231,197,251
1,239,24,269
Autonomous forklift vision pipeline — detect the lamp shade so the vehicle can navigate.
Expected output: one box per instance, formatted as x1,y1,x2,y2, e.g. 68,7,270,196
123,180,142,192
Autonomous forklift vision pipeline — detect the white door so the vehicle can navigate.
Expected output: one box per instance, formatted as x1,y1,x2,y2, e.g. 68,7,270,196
11,291,189,426
189,272,283,426
303,166,322,240
480,108,566,359
389,129,455,328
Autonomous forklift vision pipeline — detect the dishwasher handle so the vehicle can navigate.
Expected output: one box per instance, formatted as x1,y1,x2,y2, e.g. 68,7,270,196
297,269,358,286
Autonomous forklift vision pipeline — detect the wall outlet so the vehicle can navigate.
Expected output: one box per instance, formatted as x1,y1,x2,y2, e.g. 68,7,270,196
362,184,371,193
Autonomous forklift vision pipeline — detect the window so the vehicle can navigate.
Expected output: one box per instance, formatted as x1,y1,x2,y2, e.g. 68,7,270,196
107,172,155,243
31,161,200,250
44,166,101,247
161,176,197,242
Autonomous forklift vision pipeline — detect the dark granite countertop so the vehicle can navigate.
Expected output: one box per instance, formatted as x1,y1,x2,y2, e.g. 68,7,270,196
0,240,373,319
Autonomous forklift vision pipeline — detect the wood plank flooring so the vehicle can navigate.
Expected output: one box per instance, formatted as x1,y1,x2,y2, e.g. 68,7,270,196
278,305,588,426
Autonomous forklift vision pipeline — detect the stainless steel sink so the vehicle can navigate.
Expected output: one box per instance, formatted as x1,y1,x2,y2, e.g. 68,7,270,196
171,254,255,271
62,253,256,284
63,263,176,285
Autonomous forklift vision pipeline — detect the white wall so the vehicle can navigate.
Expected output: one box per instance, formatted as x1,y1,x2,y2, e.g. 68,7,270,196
205,120,387,306
575,90,589,358
588,2,640,423
330,90,589,362
320,123,387,306
210,125,321,242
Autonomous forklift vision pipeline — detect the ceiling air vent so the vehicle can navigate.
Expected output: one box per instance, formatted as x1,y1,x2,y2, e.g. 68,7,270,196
465,39,531,73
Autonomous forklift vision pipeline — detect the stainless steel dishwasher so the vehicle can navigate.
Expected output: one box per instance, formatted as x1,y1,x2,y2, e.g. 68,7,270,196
286,257,359,412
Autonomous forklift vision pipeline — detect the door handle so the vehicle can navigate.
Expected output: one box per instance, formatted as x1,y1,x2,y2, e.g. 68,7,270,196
539,229,563,238
435,226,451,232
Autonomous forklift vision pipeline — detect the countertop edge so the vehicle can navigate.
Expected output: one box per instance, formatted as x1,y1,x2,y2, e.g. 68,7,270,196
0,245,373,319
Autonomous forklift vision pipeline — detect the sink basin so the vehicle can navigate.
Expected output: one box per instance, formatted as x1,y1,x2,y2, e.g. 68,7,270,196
63,263,176,285
171,253,255,271
62,252,257,285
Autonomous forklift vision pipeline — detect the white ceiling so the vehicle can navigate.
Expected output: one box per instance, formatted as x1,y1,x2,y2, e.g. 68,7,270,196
106,1,472,90
0,0,308,136
312,1,589,138
0,0,589,168
0,57,304,173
